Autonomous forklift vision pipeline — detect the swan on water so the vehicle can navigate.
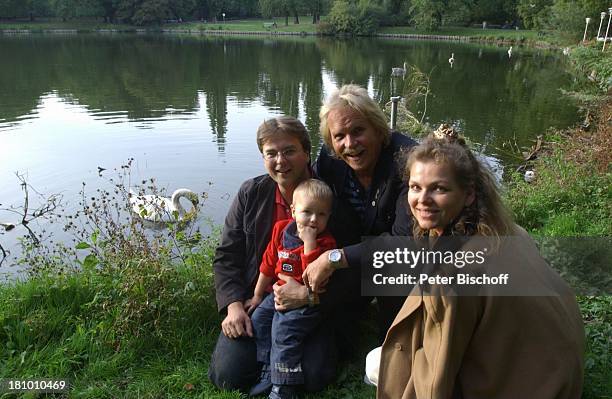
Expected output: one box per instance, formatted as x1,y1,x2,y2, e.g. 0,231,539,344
391,62,407,77
129,188,198,222
448,53,455,67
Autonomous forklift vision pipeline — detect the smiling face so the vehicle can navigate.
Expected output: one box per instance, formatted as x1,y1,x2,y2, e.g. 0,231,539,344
327,107,383,181
407,160,475,236
261,133,310,190
291,191,331,236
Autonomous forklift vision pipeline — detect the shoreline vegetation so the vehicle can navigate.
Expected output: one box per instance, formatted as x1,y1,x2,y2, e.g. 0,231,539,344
0,18,547,46
1,28,610,399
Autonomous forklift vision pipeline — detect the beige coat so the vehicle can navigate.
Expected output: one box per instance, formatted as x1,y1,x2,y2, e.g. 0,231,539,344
377,229,584,399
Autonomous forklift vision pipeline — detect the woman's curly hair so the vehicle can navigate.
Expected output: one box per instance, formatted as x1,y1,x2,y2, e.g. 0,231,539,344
405,127,515,238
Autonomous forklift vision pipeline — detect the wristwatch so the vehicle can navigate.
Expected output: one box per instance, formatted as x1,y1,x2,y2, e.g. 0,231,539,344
328,249,343,269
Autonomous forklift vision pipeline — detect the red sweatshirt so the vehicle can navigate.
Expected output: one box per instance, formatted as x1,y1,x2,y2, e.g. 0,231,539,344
259,219,336,284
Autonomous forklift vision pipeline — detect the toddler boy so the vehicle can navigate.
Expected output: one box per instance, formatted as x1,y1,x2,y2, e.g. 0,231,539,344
246,179,336,399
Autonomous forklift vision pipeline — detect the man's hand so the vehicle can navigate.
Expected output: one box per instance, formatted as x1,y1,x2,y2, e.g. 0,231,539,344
273,274,309,311
221,301,253,339
302,249,335,293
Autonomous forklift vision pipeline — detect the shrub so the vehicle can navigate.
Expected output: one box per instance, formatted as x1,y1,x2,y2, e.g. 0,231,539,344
316,21,335,35
326,0,383,35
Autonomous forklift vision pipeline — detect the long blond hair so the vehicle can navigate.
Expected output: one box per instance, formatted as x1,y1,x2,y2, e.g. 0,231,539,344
319,84,390,152
405,133,515,238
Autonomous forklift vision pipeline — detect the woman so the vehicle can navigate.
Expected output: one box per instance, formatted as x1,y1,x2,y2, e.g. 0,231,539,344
208,116,336,393
375,131,584,398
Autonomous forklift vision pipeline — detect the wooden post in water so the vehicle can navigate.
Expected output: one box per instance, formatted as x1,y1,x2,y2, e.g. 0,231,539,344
390,96,401,130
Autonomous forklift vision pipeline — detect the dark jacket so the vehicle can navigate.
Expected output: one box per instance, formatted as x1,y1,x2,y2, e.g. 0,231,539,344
213,175,355,313
213,175,277,312
314,131,417,266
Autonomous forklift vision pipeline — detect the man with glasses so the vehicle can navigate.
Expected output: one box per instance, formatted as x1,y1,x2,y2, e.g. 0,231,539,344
208,116,336,395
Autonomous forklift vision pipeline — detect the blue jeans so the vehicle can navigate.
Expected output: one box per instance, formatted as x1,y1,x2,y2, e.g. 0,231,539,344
208,302,336,392
251,294,322,386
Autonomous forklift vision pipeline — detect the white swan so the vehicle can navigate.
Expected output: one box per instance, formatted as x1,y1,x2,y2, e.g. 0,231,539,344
524,170,536,183
508,46,513,58
448,53,455,67
129,188,198,222
391,62,407,77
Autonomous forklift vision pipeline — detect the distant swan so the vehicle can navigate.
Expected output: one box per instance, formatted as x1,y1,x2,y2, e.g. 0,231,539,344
448,53,455,67
391,62,407,77
1,222,15,231
129,188,198,222
508,46,513,58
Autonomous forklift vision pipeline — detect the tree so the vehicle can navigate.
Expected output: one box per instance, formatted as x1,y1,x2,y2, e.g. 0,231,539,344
517,0,552,29
307,0,328,23
207,0,226,22
410,0,446,30
0,0,28,18
548,0,608,37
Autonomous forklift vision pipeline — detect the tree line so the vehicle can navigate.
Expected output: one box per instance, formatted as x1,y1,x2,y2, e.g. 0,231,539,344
0,0,608,34
0,0,327,26
324,0,609,34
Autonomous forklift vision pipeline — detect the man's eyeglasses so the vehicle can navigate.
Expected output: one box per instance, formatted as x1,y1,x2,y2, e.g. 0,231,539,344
263,148,299,161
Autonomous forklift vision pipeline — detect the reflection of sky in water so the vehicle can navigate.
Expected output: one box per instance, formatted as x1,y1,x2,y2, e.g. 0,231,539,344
0,72,345,272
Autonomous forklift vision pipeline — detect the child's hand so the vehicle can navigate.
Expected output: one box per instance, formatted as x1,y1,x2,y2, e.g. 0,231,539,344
245,296,263,315
297,225,317,244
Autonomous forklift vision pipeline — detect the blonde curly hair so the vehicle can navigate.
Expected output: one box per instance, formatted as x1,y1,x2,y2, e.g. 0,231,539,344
405,132,515,238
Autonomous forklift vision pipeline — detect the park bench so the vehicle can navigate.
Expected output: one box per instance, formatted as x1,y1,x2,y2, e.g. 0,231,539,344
263,22,277,29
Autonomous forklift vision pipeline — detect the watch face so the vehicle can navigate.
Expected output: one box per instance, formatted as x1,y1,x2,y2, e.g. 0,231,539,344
329,250,341,263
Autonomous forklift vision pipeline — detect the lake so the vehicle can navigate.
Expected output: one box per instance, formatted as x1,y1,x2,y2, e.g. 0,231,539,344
0,34,578,271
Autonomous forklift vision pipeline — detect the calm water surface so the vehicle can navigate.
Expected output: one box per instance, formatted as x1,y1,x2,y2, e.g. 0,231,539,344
0,34,578,270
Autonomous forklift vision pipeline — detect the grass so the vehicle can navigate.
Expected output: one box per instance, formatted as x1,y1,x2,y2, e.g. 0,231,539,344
504,63,611,397
0,255,377,398
0,19,135,31
0,17,320,33
379,25,541,40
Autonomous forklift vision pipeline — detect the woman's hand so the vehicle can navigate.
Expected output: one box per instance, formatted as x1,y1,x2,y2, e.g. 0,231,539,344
221,301,253,339
273,274,309,311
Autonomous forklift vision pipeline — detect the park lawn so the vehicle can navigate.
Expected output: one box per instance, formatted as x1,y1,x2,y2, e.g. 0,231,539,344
378,25,542,40
0,17,321,33
179,17,320,33
0,19,135,31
